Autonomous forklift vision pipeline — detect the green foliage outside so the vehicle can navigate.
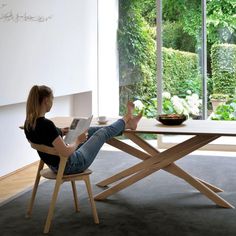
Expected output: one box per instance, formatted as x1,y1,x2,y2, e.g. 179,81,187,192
120,46,201,118
211,44,236,95
211,99,236,120
162,0,236,46
118,0,201,119
207,0,236,45
118,0,156,117
118,0,236,121
162,0,201,51
163,21,196,53
163,48,201,97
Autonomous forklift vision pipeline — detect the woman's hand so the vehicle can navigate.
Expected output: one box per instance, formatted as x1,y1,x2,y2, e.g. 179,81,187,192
61,127,69,136
77,131,88,144
53,130,88,157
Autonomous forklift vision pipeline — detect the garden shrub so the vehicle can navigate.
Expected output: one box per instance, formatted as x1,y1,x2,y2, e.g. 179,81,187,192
163,48,201,98
163,21,196,53
211,44,236,95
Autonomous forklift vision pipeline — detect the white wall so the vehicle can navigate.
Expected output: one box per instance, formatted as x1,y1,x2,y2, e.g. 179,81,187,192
0,0,97,106
97,0,119,117
72,91,93,117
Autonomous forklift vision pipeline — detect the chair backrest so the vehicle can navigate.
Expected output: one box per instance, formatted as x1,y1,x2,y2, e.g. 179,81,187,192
29,141,69,179
30,142,59,156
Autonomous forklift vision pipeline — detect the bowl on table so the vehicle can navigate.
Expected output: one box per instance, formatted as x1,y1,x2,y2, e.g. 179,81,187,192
156,114,187,126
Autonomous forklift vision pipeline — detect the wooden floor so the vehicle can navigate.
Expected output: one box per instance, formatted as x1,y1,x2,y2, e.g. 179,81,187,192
0,143,116,206
0,161,42,205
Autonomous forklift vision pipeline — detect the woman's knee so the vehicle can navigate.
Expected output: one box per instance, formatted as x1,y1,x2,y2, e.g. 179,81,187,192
94,128,109,141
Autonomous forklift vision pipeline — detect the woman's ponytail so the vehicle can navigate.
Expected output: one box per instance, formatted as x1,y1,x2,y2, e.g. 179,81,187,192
24,85,52,130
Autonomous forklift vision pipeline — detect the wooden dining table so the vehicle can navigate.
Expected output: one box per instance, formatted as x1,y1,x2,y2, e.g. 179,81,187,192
51,117,236,209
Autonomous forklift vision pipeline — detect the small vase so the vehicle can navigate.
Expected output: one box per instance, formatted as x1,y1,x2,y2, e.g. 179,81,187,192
211,99,226,112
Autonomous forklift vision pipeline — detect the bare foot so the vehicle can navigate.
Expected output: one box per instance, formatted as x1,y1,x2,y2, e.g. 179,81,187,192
123,101,135,123
125,111,143,130
127,101,135,116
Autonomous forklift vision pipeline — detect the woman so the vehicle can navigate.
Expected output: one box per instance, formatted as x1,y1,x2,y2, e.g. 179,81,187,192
24,85,142,174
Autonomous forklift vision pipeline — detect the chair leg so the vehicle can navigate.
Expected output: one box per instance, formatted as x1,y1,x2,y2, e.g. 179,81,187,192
84,176,99,224
43,179,62,234
26,160,44,217
43,158,67,234
71,181,80,212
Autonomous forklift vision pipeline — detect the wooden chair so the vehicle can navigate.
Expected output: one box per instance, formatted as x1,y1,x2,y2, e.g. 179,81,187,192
26,142,99,234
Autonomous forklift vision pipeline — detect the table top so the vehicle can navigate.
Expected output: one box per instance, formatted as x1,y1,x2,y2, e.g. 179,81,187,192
126,118,236,136
50,116,236,137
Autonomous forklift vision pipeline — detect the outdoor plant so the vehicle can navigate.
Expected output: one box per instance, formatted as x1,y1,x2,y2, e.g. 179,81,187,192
162,91,202,118
163,48,201,97
209,93,229,100
133,97,157,118
211,99,236,120
133,91,202,119
209,93,230,112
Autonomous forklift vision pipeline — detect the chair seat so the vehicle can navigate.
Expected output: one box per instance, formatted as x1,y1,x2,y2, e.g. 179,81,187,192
40,168,92,180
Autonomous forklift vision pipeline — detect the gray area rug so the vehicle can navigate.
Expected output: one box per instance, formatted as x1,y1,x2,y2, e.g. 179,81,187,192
1,150,236,236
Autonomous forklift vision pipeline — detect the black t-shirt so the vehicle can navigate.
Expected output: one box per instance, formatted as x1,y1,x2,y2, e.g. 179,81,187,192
24,117,62,168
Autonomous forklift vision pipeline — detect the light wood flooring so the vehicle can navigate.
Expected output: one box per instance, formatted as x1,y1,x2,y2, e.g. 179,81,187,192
0,161,43,206
0,143,116,206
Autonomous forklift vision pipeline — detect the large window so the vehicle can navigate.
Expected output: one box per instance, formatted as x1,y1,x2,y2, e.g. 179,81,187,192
116,0,236,148
118,0,236,121
98,0,236,146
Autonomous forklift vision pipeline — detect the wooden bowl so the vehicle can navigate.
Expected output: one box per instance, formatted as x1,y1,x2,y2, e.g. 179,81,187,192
157,114,187,126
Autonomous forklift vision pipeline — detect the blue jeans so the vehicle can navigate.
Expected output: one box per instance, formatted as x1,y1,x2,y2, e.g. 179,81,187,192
62,119,125,174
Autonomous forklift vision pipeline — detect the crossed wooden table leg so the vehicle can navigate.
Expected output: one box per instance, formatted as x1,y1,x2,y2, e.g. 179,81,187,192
94,133,234,209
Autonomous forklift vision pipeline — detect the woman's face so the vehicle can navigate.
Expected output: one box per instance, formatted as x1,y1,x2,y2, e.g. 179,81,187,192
45,94,54,112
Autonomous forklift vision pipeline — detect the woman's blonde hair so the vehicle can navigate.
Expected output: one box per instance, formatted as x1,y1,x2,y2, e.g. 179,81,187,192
24,85,53,131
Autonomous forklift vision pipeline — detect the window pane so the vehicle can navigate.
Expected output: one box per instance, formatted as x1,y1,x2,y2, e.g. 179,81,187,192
118,0,157,120
162,0,203,119
207,0,236,120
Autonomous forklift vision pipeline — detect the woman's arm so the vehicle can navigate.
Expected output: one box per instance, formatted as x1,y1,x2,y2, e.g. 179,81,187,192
52,132,87,157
